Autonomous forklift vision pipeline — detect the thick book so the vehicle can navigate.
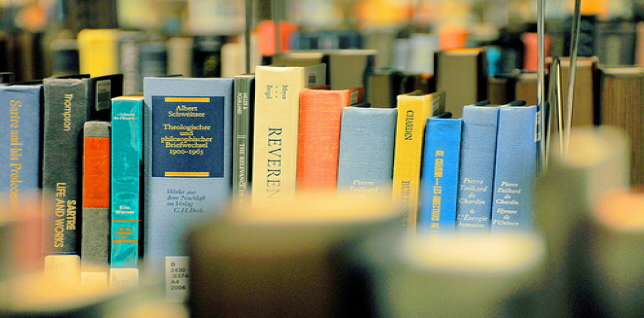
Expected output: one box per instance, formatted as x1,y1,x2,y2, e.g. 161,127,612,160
80,120,111,288
110,95,143,288
392,90,445,231
434,48,488,118
77,29,120,77
41,74,123,282
251,64,326,205
418,115,463,238
144,77,234,302
0,83,43,214
192,35,225,78
456,105,499,231
366,67,405,108
118,31,144,95
490,105,538,231
297,87,363,191
337,106,397,197
232,74,255,207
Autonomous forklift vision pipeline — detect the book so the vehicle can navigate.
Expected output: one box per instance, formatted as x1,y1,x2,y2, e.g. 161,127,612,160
392,90,445,231
41,74,123,284
109,95,144,288
139,38,167,79
0,83,43,214
434,48,488,118
455,104,498,231
337,106,397,197
250,64,326,205
50,36,80,77
118,31,144,95
296,86,363,191
166,36,194,77
552,57,599,127
232,74,255,207
77,29,120,77
490,105,538,231
366,67,405,108
418,114,462,238
598,66,644,186
143,77,234,302
596,20,636,65
80,120,111,288
192,35,225,78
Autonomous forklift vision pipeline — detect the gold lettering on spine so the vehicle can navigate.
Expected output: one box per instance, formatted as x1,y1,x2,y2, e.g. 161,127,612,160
8,100,22,212
63,94,73,131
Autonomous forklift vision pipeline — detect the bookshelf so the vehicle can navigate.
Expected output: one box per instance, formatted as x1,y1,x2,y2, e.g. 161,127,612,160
1,0,643,317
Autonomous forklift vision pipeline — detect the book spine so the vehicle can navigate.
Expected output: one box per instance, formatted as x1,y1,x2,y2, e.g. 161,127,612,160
144,77,233,302
251,65,326,205
297,88,360,190
110,98,143,271
232,75,254,206
119,33,143,95
337,107,397,196
455,106,499,231
81,120,111,287
490,106,538,231
192,35,224,78
0,85,42,214
418,117,463,237
77,29,119,77
42,78,89,255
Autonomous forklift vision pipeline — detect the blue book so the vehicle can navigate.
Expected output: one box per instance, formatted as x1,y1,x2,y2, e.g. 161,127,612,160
337,107,397,197
455,105,499,231
0,84,42,213
144,77,233,302
418,115,463,237
490,105,538,231
110,95,143,272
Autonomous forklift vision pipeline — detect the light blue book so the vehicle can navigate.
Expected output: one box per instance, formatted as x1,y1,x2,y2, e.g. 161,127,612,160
0,84,42,213
144,77,233,302
110,95,143,270
337,107,396,197
418,115,462,237
455,105,499,231
490,105,538,231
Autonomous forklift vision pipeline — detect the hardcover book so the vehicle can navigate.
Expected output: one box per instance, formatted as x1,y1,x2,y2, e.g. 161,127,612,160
144,77,234,302
77,29,120,77
337,106,397,197
490,105,538,231
297,86,363,191
251,64,326,205
0,83,43,214
456,105,499,231
80,120,111,287
418,114,463,238
232,74,255,207
392,90,445,231
110,95,143,287
434,48,488,118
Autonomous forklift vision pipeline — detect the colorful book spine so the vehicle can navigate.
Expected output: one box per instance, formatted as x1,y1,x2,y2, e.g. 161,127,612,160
0,84,42,214
455,105,499,231
337,107,397,196
392,90,445,230
77,29,120,77
144,77,233,302
251,64,326,205
80,120,111,288
418,115,463,238
232,74,255,207
110,95,143,288
490,105,538,231
297,87,362,191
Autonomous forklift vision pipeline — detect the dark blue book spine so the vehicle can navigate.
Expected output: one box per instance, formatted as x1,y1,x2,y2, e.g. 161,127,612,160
490,105,538,231
0,84,42,213
456,106,499,231
418,116,463,237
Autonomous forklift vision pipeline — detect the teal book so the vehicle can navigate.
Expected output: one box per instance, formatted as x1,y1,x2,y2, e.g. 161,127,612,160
336,106,397,197
232,74,254,207
0,83,42,214
418,114,463,237
455,105,499,231
144,77,233,302
110,95,143,272
490,105,538,231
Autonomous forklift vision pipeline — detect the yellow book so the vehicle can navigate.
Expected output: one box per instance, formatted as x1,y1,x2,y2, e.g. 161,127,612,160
392,90,445,232
77,29,120,77
251,64,326,206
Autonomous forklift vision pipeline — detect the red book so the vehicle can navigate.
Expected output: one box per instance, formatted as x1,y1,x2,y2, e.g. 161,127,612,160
297,87,363,191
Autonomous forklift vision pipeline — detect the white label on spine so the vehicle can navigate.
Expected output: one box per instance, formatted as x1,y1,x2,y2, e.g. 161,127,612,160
110,268,139,289
166,256,190,302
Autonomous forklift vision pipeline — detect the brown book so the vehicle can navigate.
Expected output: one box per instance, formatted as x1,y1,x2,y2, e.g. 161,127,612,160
514,71,538,106
553,56,600,127
598,66,644,186
434,48,487,118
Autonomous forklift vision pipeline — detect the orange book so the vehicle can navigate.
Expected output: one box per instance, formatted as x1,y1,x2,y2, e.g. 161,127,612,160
296,87,363,190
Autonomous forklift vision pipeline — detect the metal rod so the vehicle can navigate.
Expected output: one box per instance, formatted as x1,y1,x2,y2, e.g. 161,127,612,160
564,0,582,158
537,0,547,171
